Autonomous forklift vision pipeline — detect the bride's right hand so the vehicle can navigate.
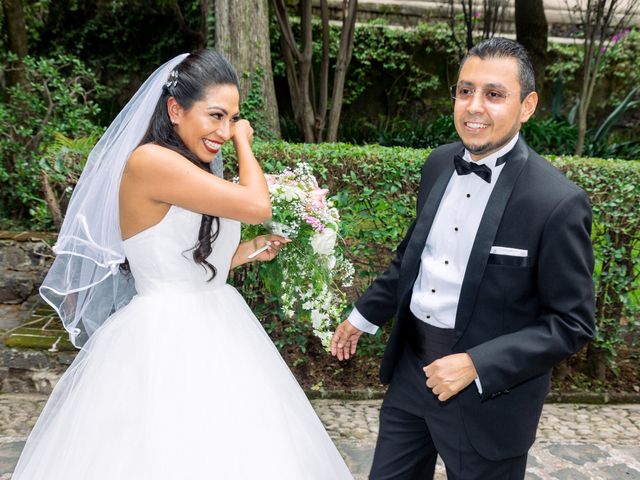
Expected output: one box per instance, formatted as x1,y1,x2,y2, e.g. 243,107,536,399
232,119,254,147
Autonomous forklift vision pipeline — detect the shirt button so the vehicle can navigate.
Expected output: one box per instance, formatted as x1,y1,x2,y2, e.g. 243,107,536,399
444,260,449,265
454,227,459,232
426,315,431,319
431,289,436,293
466,193,471,198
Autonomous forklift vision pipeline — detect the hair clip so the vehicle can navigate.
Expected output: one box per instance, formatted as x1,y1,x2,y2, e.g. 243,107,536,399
165,69,179,90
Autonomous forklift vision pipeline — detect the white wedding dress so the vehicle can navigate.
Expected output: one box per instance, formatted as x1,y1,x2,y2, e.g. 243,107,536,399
12,205,353,479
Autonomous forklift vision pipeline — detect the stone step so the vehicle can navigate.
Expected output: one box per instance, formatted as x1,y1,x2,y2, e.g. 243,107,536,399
0,345,74,395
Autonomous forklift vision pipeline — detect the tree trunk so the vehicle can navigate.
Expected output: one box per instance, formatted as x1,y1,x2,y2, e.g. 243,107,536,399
326,0,358,142
515,0,548,95
585,341,608,382
576,104,587,156
273,0,357,142
2,0,28,87
460,0,474,50
40,171,62,228
215,0,281,138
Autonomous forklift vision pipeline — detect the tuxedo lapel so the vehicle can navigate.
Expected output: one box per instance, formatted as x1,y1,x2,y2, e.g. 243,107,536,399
398,160,455,300
454,138,530,337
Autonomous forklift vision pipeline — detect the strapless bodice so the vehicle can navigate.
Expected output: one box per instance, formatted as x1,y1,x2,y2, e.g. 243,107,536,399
123,206,240,295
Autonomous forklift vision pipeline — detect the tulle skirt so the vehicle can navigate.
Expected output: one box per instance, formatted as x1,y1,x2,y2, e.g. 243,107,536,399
12,284,352,479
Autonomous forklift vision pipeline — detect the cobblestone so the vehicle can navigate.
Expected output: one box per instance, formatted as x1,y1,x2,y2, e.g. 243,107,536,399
1,394,639,479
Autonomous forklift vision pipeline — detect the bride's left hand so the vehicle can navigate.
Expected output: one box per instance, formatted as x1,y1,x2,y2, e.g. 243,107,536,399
248,234,290,262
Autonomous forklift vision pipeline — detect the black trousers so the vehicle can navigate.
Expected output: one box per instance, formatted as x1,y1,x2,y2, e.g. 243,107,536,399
369,320,528,480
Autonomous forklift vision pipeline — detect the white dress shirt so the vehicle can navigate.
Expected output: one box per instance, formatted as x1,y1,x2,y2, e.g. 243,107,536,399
348,133,521,392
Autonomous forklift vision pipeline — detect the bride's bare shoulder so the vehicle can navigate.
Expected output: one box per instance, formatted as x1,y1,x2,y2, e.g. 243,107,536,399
126,143,192,176
129,143,178,165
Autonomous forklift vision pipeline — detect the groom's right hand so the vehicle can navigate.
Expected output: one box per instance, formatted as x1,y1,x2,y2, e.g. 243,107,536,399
331,320,363,361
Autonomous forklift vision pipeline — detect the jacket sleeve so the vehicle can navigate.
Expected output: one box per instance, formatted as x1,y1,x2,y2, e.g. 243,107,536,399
467,188,595,398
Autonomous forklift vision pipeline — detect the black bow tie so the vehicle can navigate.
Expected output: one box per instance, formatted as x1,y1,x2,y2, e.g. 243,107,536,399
454,154,492,183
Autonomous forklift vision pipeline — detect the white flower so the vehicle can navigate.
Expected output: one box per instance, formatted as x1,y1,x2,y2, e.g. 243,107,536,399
310,228,337,256
325,255,336,270
311,309,327,329
315,329,333,349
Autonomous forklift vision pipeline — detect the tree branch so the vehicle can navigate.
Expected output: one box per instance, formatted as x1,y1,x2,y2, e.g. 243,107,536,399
272,0,303,61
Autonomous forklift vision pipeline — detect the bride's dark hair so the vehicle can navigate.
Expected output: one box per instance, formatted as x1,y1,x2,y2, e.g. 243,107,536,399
140,50,240,280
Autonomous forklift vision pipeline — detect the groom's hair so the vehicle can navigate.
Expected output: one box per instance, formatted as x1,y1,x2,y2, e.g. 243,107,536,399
460,38,536,102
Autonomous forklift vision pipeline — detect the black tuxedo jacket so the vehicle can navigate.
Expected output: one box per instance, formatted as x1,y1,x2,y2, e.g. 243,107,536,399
355,137,595,460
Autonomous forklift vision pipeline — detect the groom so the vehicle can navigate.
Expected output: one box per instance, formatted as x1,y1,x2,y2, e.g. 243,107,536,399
332,38,595,479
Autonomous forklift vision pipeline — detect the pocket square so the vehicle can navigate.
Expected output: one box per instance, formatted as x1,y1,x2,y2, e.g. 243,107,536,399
490,246,528,257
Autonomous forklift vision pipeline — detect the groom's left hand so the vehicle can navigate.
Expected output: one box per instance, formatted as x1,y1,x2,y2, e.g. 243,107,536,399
331,320,363,361
423,353,477,402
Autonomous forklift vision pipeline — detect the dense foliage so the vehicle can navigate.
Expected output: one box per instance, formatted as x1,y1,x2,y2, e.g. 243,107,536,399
275,21,640,158
0,0,206,121
0,54,103,230
1,1,638,382
225,141,640,376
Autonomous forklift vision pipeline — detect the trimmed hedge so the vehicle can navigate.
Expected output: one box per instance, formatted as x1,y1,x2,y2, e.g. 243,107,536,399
227,141,640,370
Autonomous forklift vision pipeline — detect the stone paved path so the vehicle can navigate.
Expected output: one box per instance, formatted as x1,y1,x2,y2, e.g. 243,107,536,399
1,394,639,479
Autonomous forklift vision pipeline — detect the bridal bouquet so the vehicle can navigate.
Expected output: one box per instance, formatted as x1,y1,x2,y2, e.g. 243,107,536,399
246,163,354,348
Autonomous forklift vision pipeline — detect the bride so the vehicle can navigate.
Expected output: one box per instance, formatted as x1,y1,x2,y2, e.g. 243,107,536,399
11,50,353,479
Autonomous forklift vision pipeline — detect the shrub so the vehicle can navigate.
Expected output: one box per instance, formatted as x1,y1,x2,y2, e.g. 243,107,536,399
226,141,640,376
551,155,640,379
0,54,103,230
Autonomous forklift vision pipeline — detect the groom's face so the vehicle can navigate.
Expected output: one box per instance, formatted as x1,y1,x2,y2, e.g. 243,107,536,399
453,56,537,161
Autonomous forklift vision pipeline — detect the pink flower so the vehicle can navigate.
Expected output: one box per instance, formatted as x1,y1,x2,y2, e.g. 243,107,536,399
304,215,325,232
310,188,329,210
265,174,277,185
473,11,481,18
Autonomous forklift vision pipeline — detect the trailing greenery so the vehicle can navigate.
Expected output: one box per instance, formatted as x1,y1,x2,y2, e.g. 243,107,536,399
239,66,278,141
225,141,640,373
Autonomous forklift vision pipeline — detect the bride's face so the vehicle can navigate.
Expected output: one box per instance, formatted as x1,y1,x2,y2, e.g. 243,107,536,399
170,84,241,163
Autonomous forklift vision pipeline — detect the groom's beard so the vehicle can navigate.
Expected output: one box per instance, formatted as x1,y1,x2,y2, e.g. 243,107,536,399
461,124,520,158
